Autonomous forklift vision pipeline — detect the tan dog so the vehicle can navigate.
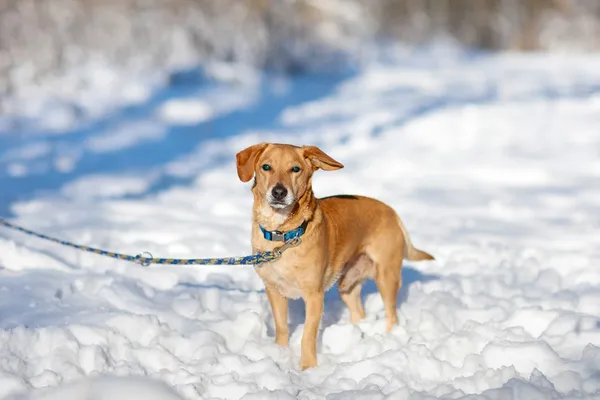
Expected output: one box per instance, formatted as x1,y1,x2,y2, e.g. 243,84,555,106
236,143,434,370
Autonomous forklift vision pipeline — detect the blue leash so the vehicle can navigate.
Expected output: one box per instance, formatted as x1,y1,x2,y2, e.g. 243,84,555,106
0,218,300,267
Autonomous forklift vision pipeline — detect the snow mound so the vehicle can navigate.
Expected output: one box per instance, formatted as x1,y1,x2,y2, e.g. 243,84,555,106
5,376,184,400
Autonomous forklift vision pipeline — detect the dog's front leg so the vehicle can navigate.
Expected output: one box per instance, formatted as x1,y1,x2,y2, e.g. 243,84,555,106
266,286,289,346
300,291,324,370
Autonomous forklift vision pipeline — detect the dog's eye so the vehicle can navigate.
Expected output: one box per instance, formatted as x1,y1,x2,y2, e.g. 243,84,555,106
291,166,301,173
262,164,271,171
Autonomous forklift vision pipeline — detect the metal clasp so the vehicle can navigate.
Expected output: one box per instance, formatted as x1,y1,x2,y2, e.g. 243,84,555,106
272,237,302,260
137,251,153,267
271,231,285,242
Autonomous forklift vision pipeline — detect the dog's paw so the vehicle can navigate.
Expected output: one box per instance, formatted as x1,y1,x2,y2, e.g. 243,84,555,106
275,335,289,347
300,357,317,371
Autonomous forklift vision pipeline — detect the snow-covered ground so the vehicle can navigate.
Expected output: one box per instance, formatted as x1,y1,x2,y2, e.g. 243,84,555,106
1,48,600,399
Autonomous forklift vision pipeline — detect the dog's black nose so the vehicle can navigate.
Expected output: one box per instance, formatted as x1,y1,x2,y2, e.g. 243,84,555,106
271,184,288,201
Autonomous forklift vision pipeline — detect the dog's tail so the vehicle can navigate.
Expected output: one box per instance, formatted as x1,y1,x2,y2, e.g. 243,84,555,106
396,215,435,261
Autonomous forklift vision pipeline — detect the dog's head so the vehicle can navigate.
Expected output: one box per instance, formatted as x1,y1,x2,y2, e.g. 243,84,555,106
236,143,343,210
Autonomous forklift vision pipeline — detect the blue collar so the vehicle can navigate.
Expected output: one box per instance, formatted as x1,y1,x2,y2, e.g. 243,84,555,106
259,220,309,242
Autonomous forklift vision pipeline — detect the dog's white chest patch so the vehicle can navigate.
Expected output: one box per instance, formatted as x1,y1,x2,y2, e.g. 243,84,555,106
258,203,290,227
257,261,303,299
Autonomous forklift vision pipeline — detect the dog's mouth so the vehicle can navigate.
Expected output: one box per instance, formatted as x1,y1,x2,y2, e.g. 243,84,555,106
269,200,288,208
266,193,296,209
268,198,295,209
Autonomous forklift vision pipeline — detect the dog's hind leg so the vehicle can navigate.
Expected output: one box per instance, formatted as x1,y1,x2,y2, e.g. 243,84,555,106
375,262,401,332
337,254,373,324
339,282,365,324
366,243,403,332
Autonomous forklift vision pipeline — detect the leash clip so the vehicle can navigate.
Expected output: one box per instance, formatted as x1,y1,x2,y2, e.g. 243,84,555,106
273,237,302,260
136,251,153,267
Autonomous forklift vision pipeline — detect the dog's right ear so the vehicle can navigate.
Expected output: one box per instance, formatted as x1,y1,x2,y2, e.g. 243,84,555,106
236,143,268,182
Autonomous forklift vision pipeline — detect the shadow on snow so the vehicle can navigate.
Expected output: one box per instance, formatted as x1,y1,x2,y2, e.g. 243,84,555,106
0,68,351,216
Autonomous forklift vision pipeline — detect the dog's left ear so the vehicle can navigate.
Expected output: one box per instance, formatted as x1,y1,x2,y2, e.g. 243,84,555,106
303,146,344,171
236,143,268,182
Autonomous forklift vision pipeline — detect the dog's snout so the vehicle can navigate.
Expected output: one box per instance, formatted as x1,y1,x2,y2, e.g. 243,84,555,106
271,184,288,201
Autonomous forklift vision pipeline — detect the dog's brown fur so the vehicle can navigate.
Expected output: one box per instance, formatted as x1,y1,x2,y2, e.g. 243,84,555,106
236,143,434,370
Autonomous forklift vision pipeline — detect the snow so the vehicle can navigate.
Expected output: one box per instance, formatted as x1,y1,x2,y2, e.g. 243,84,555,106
1,48,600,399
4,376,185,400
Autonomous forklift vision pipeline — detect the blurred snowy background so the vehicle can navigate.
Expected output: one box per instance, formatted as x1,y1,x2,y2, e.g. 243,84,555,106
2,0,600,112
3,0,600,213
